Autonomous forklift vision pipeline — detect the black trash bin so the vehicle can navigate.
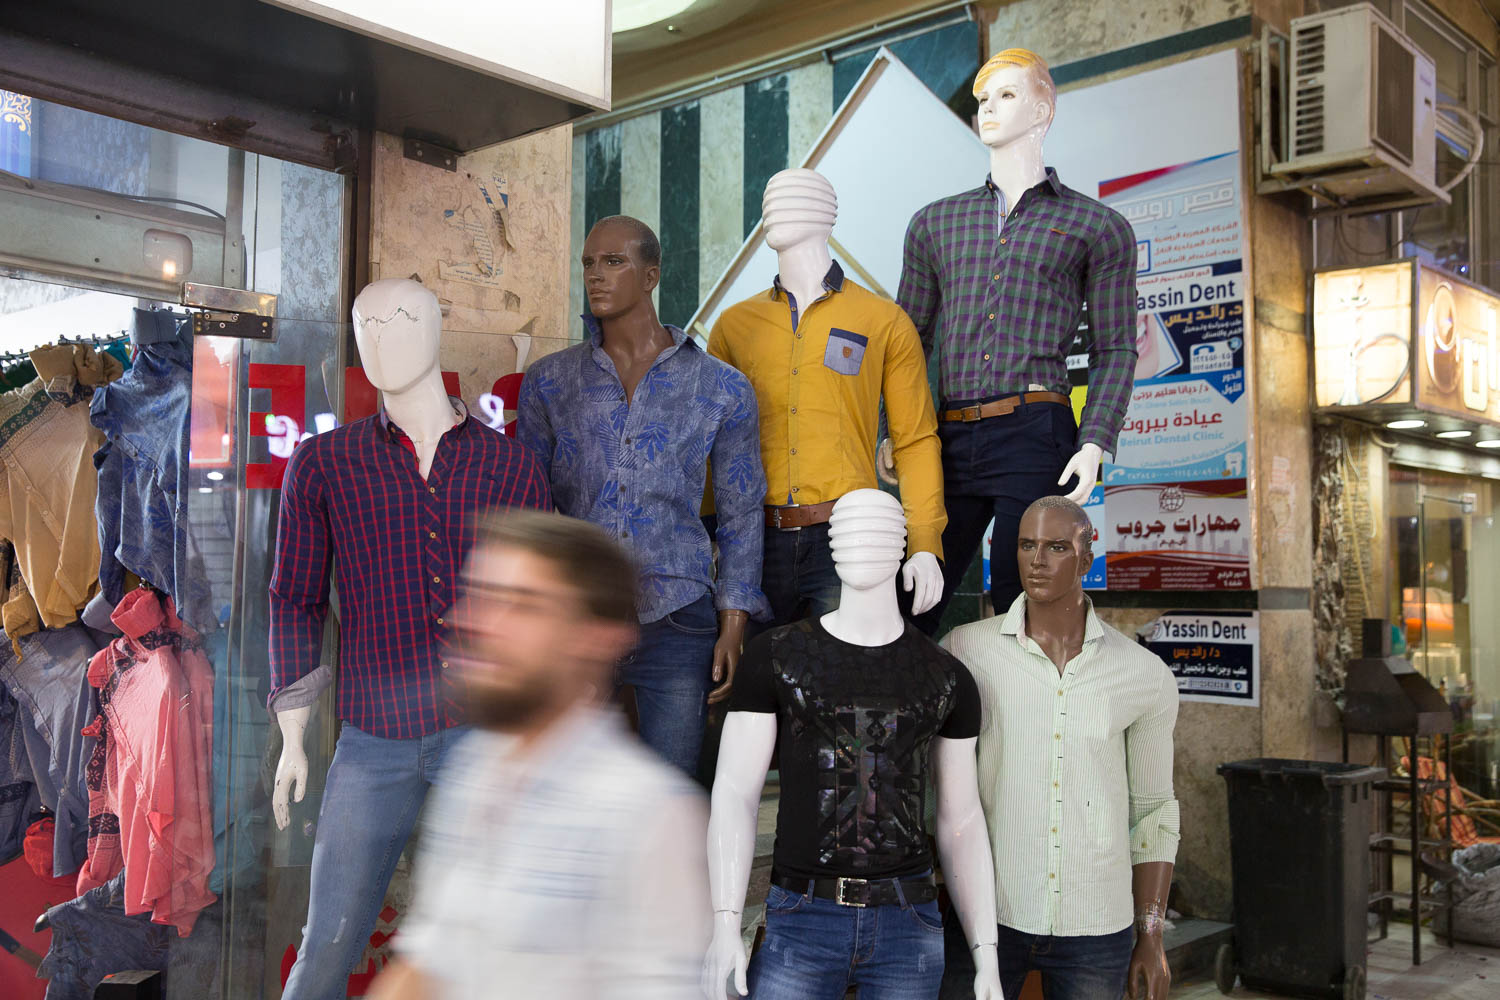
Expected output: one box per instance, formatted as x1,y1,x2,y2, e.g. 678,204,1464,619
1215,758,1385,1000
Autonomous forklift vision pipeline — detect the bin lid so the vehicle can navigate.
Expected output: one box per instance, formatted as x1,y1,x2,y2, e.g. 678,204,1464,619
1216,757,1387,786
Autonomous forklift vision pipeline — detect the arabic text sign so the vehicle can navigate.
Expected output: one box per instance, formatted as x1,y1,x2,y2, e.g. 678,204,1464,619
1140,611,1259,706
1104,480,1250,590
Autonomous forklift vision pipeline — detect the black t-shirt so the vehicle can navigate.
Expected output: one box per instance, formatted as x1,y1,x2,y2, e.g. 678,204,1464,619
728,616,981,880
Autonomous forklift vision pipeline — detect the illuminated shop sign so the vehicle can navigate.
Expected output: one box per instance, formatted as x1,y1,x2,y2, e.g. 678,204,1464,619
1312,260,1500,427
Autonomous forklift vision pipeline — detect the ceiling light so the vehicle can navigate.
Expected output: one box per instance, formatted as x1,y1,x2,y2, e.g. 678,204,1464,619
206,470,225,481
1436,429,1472,439
613,0,695,33
1477,439,1500,449
1385,419,1426,429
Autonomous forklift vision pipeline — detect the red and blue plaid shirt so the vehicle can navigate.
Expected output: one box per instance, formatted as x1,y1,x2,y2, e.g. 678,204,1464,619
268,401,551,739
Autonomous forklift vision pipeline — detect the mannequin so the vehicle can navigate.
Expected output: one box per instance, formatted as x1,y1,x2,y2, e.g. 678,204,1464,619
899,49,1137,631
269,278,551,1000
940,496,1178,999
703,489,1002,999
708,170,946,627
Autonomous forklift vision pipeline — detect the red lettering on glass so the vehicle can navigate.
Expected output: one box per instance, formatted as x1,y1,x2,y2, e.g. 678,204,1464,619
247,364,305,490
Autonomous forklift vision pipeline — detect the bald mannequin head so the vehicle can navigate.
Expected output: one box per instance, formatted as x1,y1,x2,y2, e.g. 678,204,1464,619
1017,496,1093,605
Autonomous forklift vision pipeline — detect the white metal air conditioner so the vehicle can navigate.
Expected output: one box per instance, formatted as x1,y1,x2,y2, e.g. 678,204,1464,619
1266,3,1448,210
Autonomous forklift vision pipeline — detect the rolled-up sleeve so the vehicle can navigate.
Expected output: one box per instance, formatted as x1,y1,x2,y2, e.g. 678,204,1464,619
1126,665,1180,866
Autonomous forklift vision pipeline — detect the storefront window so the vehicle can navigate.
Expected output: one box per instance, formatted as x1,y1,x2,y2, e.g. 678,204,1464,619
0,95,348,1000
1390,466,1500,800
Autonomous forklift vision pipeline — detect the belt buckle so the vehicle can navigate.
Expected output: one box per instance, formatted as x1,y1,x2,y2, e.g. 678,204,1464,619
770,506,783,529
960,404,982,422
835,877,868,908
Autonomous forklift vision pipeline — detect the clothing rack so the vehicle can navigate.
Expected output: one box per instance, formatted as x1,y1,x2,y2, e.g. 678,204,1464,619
0,331,130,367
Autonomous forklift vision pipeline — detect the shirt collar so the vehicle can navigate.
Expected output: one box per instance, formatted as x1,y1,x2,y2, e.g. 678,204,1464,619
997,591,1105,646
983,167,1064,199
580,315,694,357
376,396,470,443
770,259,846,300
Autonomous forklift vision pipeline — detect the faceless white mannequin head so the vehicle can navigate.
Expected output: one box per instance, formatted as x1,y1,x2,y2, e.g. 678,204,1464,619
352,278,443,394
762,168,837,252
973,48,1055,151
827,489,907,591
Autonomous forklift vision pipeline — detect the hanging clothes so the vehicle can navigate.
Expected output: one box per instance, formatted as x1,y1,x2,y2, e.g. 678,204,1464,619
0,540,41,654
88,309,213,632
76,588,215,936
0,343,123,628
0,682,41,862
0,622,101,876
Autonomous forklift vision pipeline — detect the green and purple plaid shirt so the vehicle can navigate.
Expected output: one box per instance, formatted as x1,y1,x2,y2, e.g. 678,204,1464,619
898,169,1138,453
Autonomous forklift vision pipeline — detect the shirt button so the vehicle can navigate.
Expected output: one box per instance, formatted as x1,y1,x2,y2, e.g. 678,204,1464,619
433,576,441,584
625,437,632,444
428,486,436,494
1051,827,1058,834
796,333,803,339
987,313,995,320
792,486,800,493
792,368,798,375
429,531,438,540
436,617,445,625
983,353,991,361
790,448,797,455
993,273,1000,280
1054,733,1061,740
790,406,797,414
441,661,449,669
1053,781,1059,788
1048,873,1055,879
1000,238,1008,245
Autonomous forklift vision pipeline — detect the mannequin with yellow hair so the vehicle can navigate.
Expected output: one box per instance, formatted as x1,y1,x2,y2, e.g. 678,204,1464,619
898,48,1138,637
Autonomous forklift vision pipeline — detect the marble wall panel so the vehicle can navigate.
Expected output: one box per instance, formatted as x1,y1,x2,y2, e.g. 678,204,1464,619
699,87,746,303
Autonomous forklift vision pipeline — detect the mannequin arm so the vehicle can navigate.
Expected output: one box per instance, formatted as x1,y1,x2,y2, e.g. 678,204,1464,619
1056,442,1102,504
881,315,946,560
708,612,749,704
702,712,776,999
272,706,311,832
933,737,1004,1000
367,958,433,1000
1127,861,1174,1000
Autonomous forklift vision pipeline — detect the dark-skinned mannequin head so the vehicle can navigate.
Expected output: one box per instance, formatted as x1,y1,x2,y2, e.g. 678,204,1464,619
1016,495,1093,608
581,215,662,324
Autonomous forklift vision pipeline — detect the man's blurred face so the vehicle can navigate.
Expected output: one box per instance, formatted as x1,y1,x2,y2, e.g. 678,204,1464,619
452,545,597,730
1016,506,1091,605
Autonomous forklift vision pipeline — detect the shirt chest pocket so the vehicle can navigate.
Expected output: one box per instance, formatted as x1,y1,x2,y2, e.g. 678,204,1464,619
823,328,868,376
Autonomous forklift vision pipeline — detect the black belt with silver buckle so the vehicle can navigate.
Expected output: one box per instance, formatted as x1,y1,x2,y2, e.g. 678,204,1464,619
770,870,938,908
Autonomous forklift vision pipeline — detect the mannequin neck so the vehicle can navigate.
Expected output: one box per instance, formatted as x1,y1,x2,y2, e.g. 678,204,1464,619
987,137,1048,213
380,367,456,444
775,239,834,315
1021,588,1089,671
820,575,904,647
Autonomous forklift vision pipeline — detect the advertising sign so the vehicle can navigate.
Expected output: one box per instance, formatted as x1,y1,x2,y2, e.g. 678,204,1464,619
1140,611,1259,706
1312,260,1500,428
1091,150,1251,590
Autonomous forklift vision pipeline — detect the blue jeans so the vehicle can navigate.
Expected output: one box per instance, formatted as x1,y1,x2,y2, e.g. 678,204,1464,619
616,593,717,775
281,722,469,1000
760,522,841,629
940,919,1133,999
747,883,945,999
915,401,1076,635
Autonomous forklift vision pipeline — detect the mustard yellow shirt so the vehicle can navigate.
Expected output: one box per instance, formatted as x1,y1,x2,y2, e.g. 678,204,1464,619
707,262,945,559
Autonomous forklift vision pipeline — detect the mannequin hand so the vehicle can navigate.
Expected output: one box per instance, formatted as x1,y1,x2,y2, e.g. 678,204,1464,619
1126,932,1170,1000
902,551,943,615
701,911,749,998
272,742,308,832
973,944,1006,1000
875,438,897,486
708,611,749,704
1056,442,1103,503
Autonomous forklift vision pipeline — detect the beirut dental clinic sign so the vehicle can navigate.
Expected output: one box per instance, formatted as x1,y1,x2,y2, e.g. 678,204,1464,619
1312,259,1500,426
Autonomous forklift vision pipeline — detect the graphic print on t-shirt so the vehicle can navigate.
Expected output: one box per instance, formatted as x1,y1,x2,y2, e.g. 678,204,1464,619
729,618,981,880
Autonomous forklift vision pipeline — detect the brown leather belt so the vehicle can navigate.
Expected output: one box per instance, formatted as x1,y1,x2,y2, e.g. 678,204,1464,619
764,499,837,529
939,391,1071,422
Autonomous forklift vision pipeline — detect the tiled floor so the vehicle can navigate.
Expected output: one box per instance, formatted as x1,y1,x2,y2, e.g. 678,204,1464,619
1171,926,1498,1000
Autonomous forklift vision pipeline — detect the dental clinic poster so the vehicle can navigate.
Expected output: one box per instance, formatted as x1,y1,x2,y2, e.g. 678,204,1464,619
1094,150,1250,591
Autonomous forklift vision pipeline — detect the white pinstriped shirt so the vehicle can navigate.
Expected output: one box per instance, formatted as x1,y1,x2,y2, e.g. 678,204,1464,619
942,595,1180,937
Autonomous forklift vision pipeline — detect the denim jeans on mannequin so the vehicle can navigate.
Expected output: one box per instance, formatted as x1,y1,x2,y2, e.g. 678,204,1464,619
615,593,718,775
758,523,841,629
280,722,469,1000
747,883,945,1000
